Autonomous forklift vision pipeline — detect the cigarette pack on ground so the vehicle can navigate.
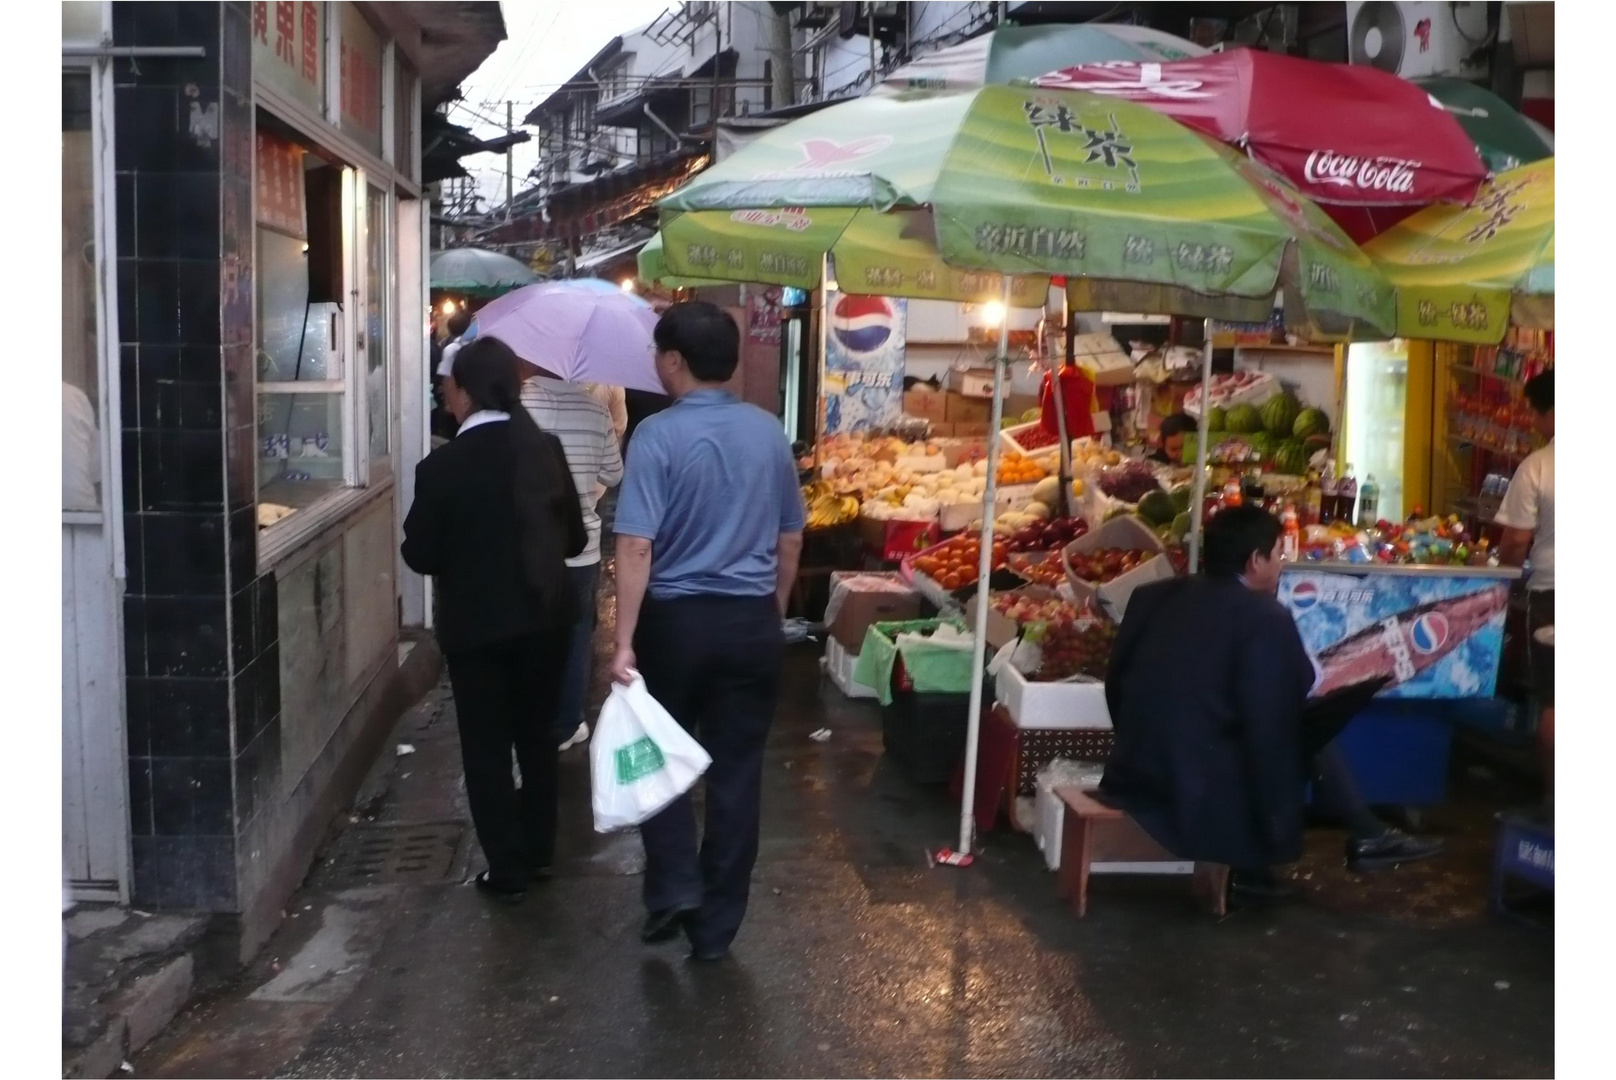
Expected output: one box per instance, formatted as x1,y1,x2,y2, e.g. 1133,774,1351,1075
1060,514,1173,623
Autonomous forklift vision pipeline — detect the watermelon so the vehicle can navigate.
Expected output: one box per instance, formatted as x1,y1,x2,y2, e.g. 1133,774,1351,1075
1138,489,1177,528
1205,405,1228,432
1169,483,1193,513
1247,431,1277,459
1170,511,1192,542
1273,439,1309,475
1303,433,1333,455
1226,403,1262,433
1293,407,1330,439
1262,392,1301,436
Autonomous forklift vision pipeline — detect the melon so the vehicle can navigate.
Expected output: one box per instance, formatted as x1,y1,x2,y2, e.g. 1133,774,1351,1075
1247,431,1278,459
1262,392,1301,436
1225,403,1262,434
1170,511,1192,542
1169,484,1193,513
1273,439,1309,475
1138,489,1177,528
1205,405,1228,432
1293,407,1331,439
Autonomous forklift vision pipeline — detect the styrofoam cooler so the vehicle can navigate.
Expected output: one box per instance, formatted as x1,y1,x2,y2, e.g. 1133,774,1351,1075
1033,761,1106,870
824,636,877,700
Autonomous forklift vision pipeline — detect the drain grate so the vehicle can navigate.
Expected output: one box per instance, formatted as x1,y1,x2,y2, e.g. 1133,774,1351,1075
317,822,464,887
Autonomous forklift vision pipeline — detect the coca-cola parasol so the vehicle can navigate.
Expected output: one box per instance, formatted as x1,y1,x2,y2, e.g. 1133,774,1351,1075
1032,50,1487,243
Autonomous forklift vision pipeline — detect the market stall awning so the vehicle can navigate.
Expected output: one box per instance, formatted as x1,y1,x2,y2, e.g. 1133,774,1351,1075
1363,159,1553,344
430,247,539,296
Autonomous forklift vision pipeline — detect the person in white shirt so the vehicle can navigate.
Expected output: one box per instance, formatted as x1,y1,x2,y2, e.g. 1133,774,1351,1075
1494,369,1554,794
520,362,625,751
63,382,100,511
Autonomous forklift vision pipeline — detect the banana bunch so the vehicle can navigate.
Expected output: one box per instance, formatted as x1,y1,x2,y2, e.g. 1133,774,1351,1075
803,481,860,529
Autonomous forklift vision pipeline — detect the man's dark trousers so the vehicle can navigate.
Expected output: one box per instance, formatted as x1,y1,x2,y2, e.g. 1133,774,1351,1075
635,594,783,954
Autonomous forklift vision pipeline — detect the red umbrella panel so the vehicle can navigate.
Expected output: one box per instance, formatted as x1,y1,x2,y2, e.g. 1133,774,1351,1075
1033,50,1487,242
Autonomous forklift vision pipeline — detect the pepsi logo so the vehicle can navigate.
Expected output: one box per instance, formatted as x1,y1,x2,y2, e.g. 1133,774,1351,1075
1289,580,1319,612
796,136,892,170
831,294,899,355
1409,612,1450,654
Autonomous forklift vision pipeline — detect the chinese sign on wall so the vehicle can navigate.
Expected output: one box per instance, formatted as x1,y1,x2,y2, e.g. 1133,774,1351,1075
339,3,384,155
255,131,307,239
823,292,907,435
252,2,324,113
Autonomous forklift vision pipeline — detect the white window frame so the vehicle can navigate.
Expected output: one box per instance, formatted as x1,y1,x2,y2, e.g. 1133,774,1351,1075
253,3,416,571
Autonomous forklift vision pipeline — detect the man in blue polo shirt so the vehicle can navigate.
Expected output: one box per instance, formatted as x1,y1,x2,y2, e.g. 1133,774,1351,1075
611,301,805,963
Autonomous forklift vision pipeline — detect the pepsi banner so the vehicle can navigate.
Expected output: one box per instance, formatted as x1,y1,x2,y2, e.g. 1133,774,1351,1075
1280,567,1512,700
823,292,907,435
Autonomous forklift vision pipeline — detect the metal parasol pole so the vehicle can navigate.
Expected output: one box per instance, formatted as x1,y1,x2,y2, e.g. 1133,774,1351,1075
958,276,1015,857
813,253,831,468
1188,317,1214,574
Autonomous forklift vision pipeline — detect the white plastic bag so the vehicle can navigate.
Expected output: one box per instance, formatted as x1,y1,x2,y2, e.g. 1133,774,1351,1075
590,674,712,833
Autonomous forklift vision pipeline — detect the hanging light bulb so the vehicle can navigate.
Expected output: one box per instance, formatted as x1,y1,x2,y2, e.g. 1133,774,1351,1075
981,300,1007,327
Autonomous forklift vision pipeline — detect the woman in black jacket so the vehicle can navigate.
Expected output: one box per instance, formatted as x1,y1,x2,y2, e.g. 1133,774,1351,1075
402,337,587,901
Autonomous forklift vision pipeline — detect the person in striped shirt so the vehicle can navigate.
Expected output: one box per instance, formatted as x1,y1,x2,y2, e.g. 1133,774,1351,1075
519,363,625,750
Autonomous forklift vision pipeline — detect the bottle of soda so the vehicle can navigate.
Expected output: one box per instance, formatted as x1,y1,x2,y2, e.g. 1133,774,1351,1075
1281,502,1300,561
1302,466,1323,526
1356,473,1379,529
1318,463,1338,525
1339,465,1358,527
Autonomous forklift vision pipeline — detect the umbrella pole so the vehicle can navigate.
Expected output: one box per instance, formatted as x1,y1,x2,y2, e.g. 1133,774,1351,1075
1053,302,1073,517
1188,317,1214,574
814,254,830,469
958,277,1014,857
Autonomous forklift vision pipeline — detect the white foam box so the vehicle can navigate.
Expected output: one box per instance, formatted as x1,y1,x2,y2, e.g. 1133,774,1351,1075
994,664,1112,731
936,483,1040,535
1060,514,1173,623
824,635,878,700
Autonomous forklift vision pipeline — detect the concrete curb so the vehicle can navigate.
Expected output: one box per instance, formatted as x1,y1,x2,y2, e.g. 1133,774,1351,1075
62,955,194,1078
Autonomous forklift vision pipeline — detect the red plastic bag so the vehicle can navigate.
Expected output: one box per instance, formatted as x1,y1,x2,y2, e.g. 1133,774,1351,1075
1040,367,1096,440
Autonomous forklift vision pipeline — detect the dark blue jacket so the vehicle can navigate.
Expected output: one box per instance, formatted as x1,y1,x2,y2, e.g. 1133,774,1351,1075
1100,576,1315,869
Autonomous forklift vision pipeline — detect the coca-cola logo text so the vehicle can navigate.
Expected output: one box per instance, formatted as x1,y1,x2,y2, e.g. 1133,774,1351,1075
1303,150,1421,195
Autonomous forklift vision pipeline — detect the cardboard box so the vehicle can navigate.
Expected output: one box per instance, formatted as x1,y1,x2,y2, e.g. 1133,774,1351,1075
857,516,940,563
950,421,992,438
965,585,1062,651
995,663,1112,730
944,391,992,423
826,571,921,652
1060,514,1173,622
903,388,948,425
946,367,997,398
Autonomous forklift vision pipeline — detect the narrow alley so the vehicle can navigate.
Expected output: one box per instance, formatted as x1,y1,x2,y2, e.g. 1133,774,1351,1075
134,558,1553,1080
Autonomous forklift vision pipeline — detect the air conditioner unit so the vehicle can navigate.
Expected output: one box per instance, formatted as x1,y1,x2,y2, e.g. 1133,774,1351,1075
1346,2,1493,80
796,1,837,30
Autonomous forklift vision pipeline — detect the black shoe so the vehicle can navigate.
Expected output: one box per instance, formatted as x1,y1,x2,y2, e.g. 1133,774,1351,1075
474,871,527,904
1228,870,1300,907
641,904,699,944
689,946,729,963
1346,829,1444,870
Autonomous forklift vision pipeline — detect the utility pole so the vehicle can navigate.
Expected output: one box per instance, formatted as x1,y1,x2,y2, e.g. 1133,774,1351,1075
505,101,514,221
712,9,722,130
868,4,876,89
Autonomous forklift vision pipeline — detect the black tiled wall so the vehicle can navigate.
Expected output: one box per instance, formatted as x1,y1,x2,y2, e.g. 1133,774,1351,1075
117,1,279,912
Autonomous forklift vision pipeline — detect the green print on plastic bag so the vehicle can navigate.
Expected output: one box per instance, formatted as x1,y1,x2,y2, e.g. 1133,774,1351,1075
615,736,667,785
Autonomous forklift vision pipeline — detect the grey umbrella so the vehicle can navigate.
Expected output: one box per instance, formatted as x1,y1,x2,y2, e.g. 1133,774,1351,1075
429,247,539,297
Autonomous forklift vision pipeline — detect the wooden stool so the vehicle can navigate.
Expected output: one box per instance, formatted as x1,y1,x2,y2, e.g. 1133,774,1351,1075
1054,787,1229,918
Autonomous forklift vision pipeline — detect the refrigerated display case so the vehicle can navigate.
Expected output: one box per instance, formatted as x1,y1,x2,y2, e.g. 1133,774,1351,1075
1343,340,1410,522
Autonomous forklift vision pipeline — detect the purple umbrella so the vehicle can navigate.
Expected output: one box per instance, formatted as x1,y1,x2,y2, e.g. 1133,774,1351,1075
468,280,665,393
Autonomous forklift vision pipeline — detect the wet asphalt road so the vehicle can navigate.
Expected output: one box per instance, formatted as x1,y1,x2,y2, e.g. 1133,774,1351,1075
137,566,1553,1079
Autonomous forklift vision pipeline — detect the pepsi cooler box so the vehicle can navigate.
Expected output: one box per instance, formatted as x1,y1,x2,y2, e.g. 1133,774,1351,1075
1279,564,1519,700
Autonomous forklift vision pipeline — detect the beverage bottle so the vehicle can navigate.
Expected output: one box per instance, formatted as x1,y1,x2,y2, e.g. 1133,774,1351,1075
1356,473,1378,529
1302,467,1323,526
1339,465,1358,527
1222,474,1243,507
1318,463,1338,525
1281,502,1300,561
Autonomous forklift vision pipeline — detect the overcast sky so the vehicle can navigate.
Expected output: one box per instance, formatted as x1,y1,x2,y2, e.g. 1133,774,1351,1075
449,0,672,209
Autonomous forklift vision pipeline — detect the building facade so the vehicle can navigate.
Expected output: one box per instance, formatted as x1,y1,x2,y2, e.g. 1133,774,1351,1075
62,0,504,960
